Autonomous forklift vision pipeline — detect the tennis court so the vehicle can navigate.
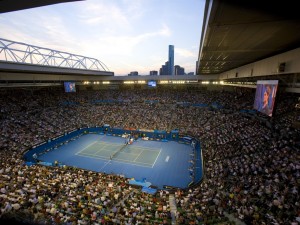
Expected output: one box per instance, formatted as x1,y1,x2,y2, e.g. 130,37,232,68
76,141,161,167
37,134,196,189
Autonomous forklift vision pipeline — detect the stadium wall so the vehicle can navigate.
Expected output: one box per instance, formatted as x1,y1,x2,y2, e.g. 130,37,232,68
219,48,300,79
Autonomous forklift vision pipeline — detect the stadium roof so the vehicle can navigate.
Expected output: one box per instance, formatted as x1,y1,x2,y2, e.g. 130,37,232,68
0,0,82,13
197,0,300,75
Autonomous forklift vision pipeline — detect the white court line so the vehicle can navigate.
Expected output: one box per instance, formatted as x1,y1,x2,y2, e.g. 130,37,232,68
130,145,161,152
77,143,158,168
78,147,133,159
112,158,153,168
92,143,124,155
133,149,144,162
77,152,109,160
116,151,139,157
95,142,123,147
80,142,123,156
78,153,112,171
75,141,97,155
93,146,109,156
78,152,110,160
99,160,111,171
90,142,113,155
152,148,162,168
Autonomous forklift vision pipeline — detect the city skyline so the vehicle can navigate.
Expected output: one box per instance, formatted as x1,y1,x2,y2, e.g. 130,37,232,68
0,0,205,76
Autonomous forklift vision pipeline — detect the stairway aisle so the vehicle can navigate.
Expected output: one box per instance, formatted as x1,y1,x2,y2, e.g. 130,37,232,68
169,194,177,225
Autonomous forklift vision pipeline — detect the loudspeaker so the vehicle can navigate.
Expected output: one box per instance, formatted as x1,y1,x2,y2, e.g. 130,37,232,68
278,62,286,72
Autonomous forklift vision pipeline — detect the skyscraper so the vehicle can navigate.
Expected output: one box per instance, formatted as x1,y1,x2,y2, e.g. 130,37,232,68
159,61,169,75
168,45,174,75
150,70,158,75
128,71,138,76
175,65,185,75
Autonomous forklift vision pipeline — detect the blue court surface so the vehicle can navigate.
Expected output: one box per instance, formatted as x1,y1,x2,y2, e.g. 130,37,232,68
37,134,193,189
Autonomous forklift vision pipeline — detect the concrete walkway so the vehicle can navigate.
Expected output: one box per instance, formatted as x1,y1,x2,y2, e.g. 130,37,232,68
169,194,177,225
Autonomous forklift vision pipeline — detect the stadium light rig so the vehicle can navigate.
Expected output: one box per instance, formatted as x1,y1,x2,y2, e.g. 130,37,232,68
159,80,169,84
172,80,185,84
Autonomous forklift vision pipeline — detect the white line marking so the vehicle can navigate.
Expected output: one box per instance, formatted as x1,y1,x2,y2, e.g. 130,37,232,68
77,142,160,168
111,158,153,168
93,143,124,155
130,145,161,152
77,153,152,168
99,160,111,171
133,149,144,162
165,156,169,162
75,141,97,155
79,141,124,156
78,152,109,159
115,151,139,156
152,148,162,168
95,142,122,147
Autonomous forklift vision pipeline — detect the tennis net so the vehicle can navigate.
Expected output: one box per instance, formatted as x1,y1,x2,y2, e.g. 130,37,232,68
111,144,127,159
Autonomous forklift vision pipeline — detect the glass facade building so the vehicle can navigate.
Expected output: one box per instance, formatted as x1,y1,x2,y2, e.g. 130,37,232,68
168,45,174,75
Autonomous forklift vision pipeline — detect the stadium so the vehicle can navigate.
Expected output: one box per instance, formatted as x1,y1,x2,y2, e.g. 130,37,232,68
0,0,300,225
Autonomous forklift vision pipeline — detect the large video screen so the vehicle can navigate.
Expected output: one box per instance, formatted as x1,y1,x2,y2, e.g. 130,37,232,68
64,82,76,92
148,80,157,87
253,80,278,117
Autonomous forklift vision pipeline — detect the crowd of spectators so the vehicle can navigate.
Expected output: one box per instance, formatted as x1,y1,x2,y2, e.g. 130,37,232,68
0,87,299,225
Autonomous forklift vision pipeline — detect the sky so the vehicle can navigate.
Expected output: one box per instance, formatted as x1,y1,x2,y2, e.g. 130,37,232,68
0,0,205,76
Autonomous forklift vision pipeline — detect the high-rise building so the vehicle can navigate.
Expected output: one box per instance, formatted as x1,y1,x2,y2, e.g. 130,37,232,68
150,70,158,75
128,71,138,76
160,61,169,75
159,67,163,76
168,45,174,75
175,65,185,75
158,45,175,75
